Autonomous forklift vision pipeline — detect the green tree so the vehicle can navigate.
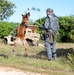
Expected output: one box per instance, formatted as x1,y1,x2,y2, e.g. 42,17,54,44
0,22,19,38
34,17,46,34
0,0,16,21
59,16,74,42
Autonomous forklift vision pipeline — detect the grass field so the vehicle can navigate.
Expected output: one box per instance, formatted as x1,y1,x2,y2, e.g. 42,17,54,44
0,40,74,75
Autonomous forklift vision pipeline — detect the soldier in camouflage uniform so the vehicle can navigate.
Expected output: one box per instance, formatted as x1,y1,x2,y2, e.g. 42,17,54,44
40,8,59,60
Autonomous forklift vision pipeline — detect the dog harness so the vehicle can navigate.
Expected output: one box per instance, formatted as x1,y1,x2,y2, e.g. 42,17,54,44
20,22,28,28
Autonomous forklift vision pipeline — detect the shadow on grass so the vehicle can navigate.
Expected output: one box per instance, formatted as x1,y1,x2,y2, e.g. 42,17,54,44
57,48,74,57
29,51,47,60
0,54,8,59
29,48,74,60
16,48,74,60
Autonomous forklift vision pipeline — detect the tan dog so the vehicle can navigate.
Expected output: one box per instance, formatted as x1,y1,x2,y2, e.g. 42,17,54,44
13,12,30,56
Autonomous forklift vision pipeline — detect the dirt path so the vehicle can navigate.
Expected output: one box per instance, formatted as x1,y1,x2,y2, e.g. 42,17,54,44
0,67,45,75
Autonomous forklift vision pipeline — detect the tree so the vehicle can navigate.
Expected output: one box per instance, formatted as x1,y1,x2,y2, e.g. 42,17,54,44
34,17,45,34
0,0,16,21
0,22,19,38
58,16,74,42
31,7,40,12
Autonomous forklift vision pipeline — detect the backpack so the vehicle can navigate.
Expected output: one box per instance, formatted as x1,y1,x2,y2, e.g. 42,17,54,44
44,14,59,33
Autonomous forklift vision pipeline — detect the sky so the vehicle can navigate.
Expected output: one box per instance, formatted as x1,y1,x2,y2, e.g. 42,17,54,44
8,0,74,23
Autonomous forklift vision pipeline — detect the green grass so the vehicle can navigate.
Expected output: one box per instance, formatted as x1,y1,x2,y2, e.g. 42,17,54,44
0,42,74,75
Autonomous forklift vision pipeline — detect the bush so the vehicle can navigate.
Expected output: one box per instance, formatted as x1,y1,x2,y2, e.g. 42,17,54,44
67,53,74,64
0,21,19,38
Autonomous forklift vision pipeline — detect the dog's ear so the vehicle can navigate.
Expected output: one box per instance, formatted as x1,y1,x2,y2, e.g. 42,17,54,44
27,12,30,16
22,14,24,16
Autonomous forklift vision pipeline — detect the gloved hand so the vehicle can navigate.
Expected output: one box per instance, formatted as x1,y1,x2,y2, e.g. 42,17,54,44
39,26,45,30
39,26,42,29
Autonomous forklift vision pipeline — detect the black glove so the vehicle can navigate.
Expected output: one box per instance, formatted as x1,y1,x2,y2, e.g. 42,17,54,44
39,26,42,29
39,26,45,30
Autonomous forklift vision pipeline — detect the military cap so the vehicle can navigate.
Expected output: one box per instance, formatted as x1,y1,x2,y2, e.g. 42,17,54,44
46,8,53,13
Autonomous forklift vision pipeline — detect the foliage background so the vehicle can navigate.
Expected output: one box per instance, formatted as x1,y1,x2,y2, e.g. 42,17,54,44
0,22,19,38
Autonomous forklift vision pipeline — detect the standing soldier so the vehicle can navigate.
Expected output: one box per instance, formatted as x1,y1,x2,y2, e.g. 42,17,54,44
39,8,59,60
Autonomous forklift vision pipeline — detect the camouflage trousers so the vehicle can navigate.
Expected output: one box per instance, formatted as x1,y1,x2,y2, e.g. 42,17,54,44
44,33,57,60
